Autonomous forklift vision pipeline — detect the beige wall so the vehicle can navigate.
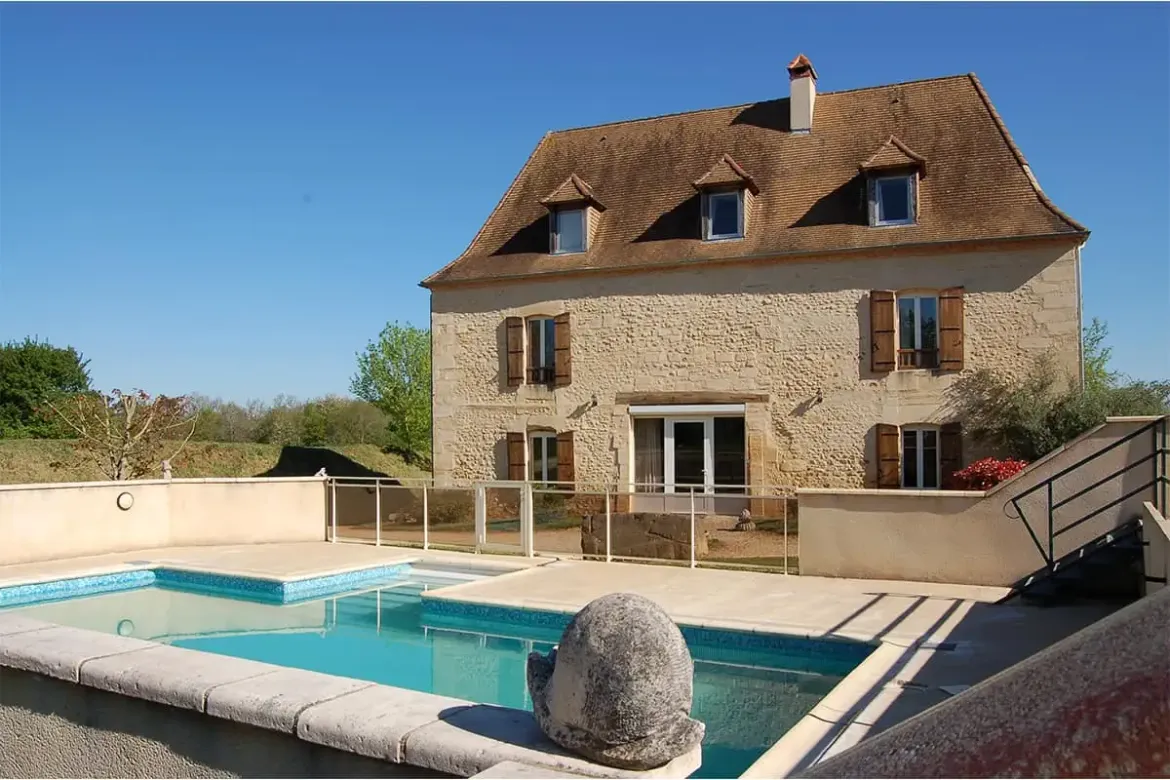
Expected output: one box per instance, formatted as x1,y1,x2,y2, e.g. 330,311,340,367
799,417,1164,586
0,667,444,779
430,242,1082,490
0,478,326,567
1143,502,1170,597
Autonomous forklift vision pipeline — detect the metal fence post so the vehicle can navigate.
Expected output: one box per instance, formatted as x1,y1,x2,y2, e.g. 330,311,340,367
689,490,696,569
474,485,487,552
375,478,382,547
521,483,534,558
330,479,337,543
422,484,430,551
783,493,789,576
605,488,612,563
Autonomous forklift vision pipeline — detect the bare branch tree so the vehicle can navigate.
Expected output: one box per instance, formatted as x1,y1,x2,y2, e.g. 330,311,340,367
45,389,197,480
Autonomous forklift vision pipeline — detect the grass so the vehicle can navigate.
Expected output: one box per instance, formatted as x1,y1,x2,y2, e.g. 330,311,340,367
0,438,429,485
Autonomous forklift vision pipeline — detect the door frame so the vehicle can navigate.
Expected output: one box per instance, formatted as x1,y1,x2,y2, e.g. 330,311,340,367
664,417,714,495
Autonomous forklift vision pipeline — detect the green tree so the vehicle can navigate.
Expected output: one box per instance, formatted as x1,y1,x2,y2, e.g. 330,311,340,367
955,320,1169,461
45,389,197,480
351,322,431,464
300,401,329,447
0,338,92,438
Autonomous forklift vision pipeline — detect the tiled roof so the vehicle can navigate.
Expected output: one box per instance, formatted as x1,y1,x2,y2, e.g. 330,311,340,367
541,173,606,211
423,72,1087,287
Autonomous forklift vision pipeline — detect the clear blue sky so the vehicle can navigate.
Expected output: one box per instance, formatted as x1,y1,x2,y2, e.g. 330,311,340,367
2,2,1167,402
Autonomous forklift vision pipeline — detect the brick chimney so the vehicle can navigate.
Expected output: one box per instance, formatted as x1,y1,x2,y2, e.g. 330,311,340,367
787,54,818,133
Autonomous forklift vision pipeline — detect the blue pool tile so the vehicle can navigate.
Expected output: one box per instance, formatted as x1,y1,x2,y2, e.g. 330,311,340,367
0,569,157,608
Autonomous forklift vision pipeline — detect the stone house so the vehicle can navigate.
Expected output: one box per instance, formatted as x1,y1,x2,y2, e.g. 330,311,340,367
421,55,1088,510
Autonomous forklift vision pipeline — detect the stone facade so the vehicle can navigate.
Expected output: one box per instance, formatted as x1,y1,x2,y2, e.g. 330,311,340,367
430,241,1083,491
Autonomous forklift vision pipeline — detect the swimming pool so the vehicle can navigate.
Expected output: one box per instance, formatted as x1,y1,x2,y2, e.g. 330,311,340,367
2,566,871,778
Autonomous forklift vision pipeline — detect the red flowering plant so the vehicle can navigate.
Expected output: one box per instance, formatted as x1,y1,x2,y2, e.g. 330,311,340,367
951,457,1029,490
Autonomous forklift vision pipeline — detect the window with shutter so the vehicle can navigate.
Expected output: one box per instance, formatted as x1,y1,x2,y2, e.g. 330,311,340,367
876,423,901,488
554,312,572,387
940,422,963,488
938,287,965,371
506,432,526,481
870,291,896,373
505,317,525,387
556,431,576,491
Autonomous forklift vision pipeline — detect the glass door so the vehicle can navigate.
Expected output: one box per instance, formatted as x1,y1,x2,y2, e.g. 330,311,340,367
665,418,713,495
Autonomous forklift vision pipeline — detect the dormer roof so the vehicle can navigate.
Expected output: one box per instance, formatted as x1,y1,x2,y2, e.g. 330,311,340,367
540,173,606,212
860,136,928,177
692,154,760,195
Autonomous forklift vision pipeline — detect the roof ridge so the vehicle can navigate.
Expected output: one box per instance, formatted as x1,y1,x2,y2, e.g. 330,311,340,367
966,73,1088,235
546,73,974,136
420,132,552,287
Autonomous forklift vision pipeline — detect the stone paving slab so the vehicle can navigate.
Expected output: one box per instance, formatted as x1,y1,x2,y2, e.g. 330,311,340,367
80,644,281,710
206,667,377,733
0,624,156,682
473,760,589,778
296,683,475,763
0,613,56,637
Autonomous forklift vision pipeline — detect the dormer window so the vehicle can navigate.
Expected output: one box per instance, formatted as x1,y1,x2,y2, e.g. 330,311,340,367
693,153,759,243
541,173,605,256
860,136,926,228
703,190,743,240
552,208,586,254
874,175,914,226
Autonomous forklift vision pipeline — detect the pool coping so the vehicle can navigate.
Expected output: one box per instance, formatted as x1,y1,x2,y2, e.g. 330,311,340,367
0,612,699,779
0,558,946,777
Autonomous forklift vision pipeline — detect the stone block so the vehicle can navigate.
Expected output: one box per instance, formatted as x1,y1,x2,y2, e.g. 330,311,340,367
80,644,281,711
206,667,376,734
297,684,473,763
0,625,156,682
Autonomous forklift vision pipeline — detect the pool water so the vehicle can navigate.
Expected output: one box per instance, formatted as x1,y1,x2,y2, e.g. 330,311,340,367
6,572,864,778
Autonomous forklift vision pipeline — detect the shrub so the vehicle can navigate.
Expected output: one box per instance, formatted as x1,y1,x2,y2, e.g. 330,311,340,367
952,457,1029,490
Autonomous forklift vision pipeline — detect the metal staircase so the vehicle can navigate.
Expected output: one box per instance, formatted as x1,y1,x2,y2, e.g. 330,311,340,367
1004,417,1168,605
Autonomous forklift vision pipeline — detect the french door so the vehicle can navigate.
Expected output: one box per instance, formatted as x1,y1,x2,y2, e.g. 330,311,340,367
664,418,713,494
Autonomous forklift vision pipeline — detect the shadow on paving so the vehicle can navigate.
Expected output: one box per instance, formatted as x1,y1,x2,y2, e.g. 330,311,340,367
787,592,1122,775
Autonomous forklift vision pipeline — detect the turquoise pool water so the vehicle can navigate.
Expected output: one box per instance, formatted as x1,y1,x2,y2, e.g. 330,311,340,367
6,571,866,778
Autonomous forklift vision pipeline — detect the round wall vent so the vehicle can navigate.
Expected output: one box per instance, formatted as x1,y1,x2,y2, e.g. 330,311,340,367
116,492,134,511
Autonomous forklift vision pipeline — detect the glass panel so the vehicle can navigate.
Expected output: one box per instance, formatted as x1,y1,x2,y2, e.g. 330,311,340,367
700,493,797,572
529,436,543,482
543,319,556,373
528,320,542,369
634,418,665,493
709,193,740,237
713,417,746,494
902,430,918,488
919,297,938,354
545,436,558,484
533,489,604,558
424,487,477,551
555,209,584,252
379,484,427,548
878,178,910,223
922,430,939,489
483,486,522,553
898,297,917,351
332,482,378,543
673,421,706,491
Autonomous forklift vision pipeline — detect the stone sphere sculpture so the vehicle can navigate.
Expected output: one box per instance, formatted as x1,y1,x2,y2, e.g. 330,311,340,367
526,592,705,771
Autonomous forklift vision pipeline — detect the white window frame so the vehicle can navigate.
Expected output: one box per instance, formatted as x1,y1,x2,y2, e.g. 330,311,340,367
702,190,744,241
897,294,939,370
551,207,586,254
872,174,916,227
529,431,558,483
901,426,941,490
663,417,714,494
526,316,555,384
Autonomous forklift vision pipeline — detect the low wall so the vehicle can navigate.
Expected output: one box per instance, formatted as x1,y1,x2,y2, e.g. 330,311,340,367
799,416,1166,586
0,478,327,567
1143,501,1170,597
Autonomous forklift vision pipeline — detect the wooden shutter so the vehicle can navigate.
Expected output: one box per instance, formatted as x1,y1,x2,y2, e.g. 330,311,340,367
938,287,965,372
556,430,576,489
554,312,572,387
876,423,901,489
506,432,526,481
940,422,963,489
505,317,524,387
870,291,896,373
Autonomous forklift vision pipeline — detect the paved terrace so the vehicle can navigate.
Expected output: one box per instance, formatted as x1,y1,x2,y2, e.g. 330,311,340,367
0,542,1118,773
